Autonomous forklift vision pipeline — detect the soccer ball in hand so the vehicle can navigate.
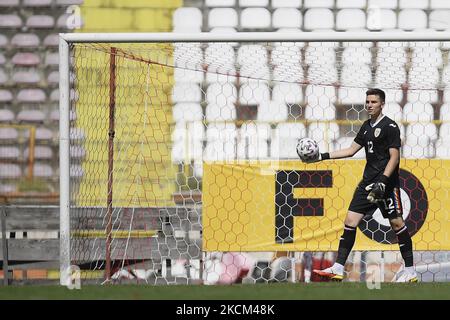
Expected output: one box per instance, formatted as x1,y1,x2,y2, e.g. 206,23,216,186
296,138,319,162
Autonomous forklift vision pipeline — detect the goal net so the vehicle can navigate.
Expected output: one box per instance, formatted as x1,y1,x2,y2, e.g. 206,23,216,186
60,32,450,286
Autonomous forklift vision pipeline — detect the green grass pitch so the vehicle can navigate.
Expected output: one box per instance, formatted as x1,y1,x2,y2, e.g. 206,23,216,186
0,282,448,300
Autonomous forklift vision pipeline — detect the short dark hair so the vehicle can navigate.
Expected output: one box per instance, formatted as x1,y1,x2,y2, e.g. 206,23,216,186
366,88,385,103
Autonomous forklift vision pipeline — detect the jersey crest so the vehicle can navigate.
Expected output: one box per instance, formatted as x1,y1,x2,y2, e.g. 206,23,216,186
374,128,381,137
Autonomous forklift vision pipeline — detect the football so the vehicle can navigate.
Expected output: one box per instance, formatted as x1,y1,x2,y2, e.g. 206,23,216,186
297,137,319,162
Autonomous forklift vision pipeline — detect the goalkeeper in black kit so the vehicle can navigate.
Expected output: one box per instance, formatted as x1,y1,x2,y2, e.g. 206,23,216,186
303,88,417,283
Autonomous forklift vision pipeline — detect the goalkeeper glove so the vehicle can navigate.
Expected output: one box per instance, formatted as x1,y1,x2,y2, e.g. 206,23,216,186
365,175,389,203
303,152,330,163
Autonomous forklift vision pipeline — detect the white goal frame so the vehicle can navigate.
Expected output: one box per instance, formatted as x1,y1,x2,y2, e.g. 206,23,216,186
59,31,450,286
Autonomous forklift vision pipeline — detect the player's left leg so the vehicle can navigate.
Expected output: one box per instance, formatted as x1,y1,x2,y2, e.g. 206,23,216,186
381,188,418,283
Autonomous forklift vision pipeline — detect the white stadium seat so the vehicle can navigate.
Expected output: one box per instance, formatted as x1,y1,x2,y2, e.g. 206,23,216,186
406,123,438,142
208,8,238,28
206,83,237,107
239,65,270,83
257,100,288,122
174,44,203,69
336,0,366,8
368,0,398,9
271,123,307,159
272,0,302,8
435,139,450,158
308,65,338,83
205,44,235,69
305,85,337,105
429,10,450,30
303,8,334,30
305,104,336,121
382,102,403,123
342,47,372,65
336,9,366,31
431,0,450,9
375,65,407,88
172,83,202,103
403,102,434,122
237,44,268,67
308,122,339,152
376,45,407,67
340,65,372,86
403,136,435,159
237,123,271,159
439,123,450,139
206,0,236,6
272,8,302,29
203,140,236,161
206,123,237,141
273,64,304,82
398,9,427,30
399,0,428,9
174,68,204,84
271,43,302,65
240,8,271,29
238,82,270,105
338,87,367,105
407,90,439,104
440,104,450,121
408,65,440,89
304,0,334,8
305,46,336,65
239,0,268,6
411,48,443,67
367,8,397,30
172,103,203,122
205,104,236,121
173,7,202,30
272,83,303,105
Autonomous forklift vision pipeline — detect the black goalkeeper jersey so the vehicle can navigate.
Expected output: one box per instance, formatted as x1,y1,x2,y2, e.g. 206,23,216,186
354,115,401,187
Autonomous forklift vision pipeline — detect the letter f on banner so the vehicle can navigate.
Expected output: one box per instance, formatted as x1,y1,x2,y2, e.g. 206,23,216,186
275,170,333,243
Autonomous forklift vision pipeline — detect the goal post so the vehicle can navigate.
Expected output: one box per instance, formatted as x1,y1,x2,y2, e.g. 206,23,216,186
60,32,450,286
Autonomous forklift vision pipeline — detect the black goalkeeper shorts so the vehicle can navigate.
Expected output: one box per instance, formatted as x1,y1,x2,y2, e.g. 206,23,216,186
348,184,403,219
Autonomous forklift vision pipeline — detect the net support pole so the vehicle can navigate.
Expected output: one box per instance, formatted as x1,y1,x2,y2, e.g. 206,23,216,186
59,37,71,286
105,47,117,281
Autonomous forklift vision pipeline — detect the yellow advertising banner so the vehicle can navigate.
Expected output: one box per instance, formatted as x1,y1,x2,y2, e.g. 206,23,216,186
203,159,450,251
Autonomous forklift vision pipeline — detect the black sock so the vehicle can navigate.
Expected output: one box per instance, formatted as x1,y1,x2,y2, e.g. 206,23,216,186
396,226,414,267
336,225,357,266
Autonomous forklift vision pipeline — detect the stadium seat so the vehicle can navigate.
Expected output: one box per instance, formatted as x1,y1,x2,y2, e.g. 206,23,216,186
44,52,59,67
303,8,334,30
342,47,372,65
382,102,403,122
0,183,17,193
171,121,204,162
271,43,302,66
411,47,443,67
406,123,438,142
26,15,55,28
0,109,14,122
11,52,41,67
429,10,450,30
272,0,302,7
307,65,338,84
0,164,22,179
239,65,270,83
305,104,336,121
340,65,372,86
439,123,450,139
375,65,406,88
205,104,236,121
0,127,18,142
17,89,46,103
205,44,235,70
407,90,439,104
69,164,83,178
431,0,450,9
272,8,302,29
308,122,339,152
338,87,366,105
273,65,304,82
70,127,86,141
0,0,19,6
0,69,7,85
240,8,271,30
376,45,407,67
70,145,86,160
11,33,40,48
238,82,270,105
203,140,236,161
17,109,46,123
305,46,336,65
174,68,204,84
366,8,397,30
13,69,41,85
205,66,238,83
24,146,53,160
239,0,269,6
398,9,427,30
304,0,334,8
256,100,288,123
408,65,440,89
440,104,450,121
237,123,270,159
174,44,203,70
0,90,13,102
172,103,203,122
43,34,59,47
26,127,54,142
206,122,237,142
368,0,398,8
0,14,22,28
206,82,237,106
305,85,336,105
272,83,303,105
335,137,366,158
270,122,307,159
336,0,366,8
49,109,77,122
0,146,20,160
23,0,52,6
206,0,236,6
435,139,450,158
336,9,366,31
403,102,434,122
172,8,202,31
47,71,59,86
403,136,434,158
208,8,238,29
399,0,428,9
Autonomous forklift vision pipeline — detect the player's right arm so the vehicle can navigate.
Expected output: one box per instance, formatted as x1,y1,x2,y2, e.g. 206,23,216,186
328,142,362,159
